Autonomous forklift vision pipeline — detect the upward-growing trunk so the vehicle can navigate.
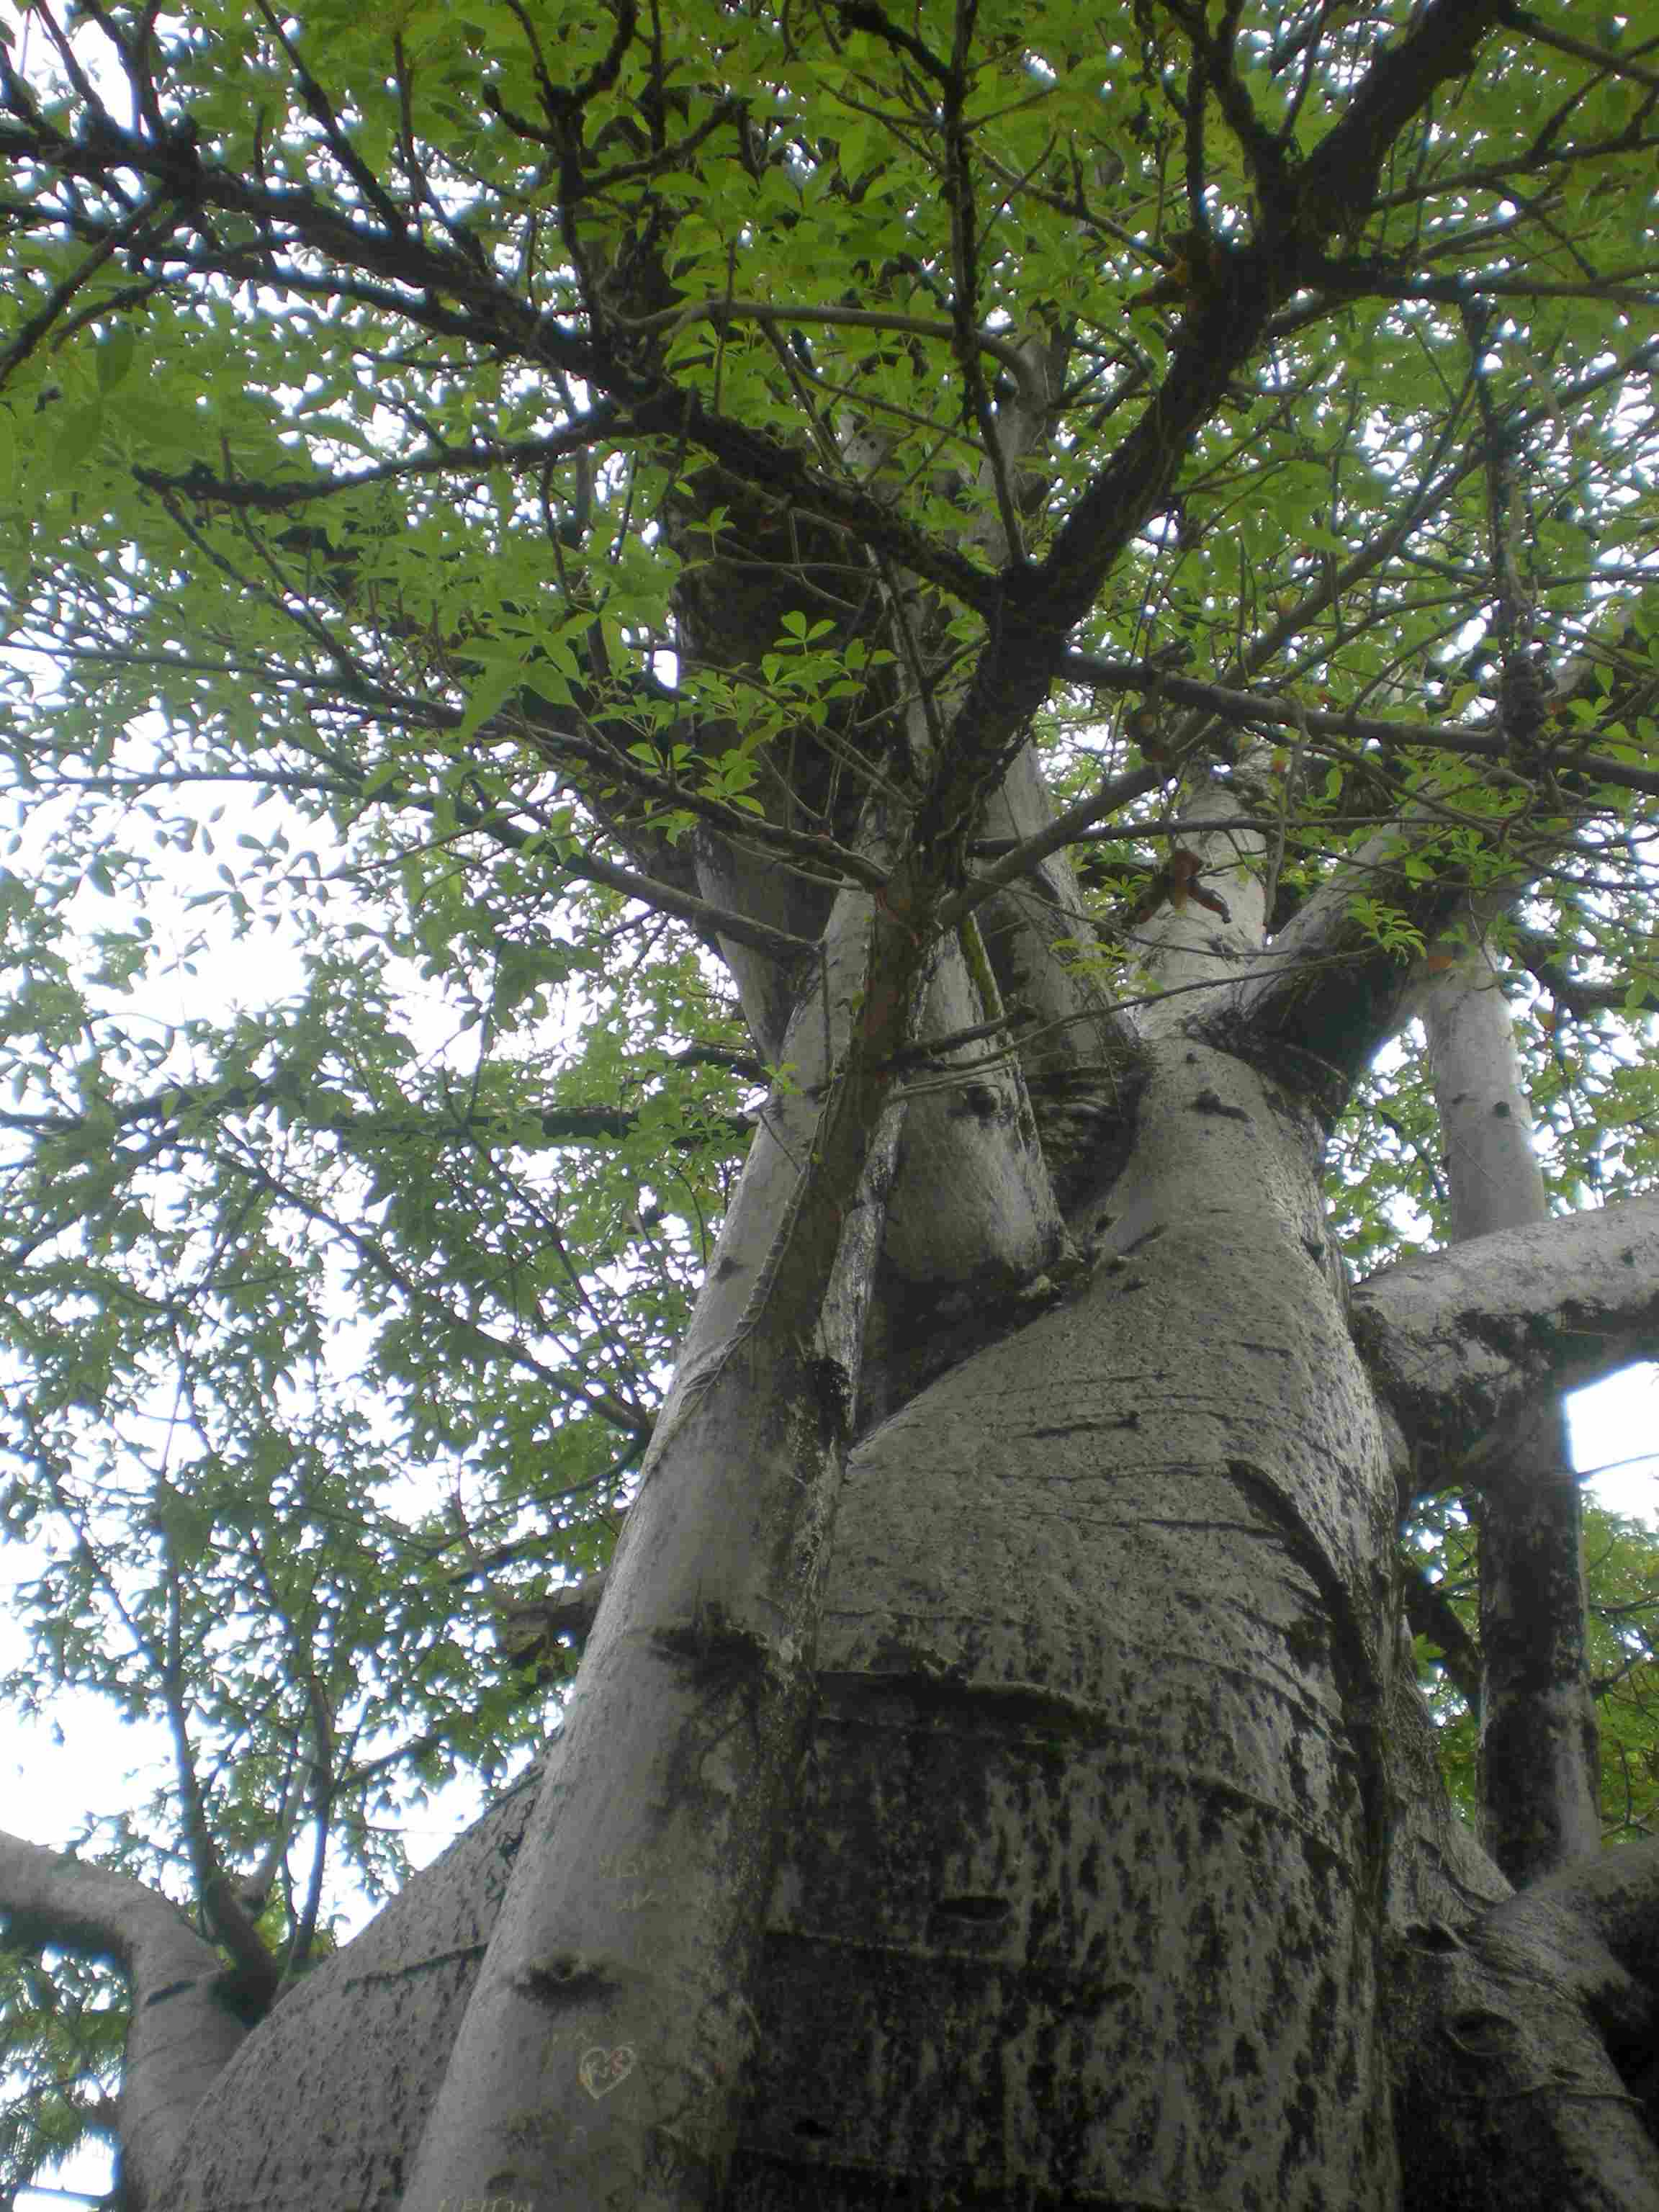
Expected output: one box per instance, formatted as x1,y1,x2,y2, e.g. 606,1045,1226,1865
145,1018,1659,2212
727,1035,1403,2206
397,845,930,2212
1419,950,1600,1880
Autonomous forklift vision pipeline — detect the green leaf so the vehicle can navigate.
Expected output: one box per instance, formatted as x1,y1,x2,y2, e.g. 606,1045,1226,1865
53,402,105,475
94,325,137,394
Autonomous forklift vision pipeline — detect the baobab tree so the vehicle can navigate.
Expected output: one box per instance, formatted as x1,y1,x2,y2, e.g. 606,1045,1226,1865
1,0,1659,2206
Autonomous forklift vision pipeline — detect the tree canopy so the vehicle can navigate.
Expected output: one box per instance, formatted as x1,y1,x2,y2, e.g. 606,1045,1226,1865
1,0,1659,2200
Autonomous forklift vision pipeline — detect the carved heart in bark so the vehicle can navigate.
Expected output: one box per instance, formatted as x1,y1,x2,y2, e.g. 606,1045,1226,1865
578,2044,637,2100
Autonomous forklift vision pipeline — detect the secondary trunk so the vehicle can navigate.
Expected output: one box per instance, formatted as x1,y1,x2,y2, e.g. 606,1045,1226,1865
1419,950,1600,1881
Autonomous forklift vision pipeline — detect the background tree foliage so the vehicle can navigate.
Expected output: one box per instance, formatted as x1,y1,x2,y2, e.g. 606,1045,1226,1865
0,0,1658,2196
1407,1493,1659,1833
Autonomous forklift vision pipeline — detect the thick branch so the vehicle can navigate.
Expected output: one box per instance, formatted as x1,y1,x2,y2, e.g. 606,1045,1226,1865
1418,950,1599,1879
1404,1570,1484,1713
1298,0,1506,228
0,1831,246,2212
1513,927,1659,1020
1351,1196,1659,1462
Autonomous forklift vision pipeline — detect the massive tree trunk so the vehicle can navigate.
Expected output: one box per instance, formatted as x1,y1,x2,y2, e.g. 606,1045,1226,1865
103,747,1659,2208
742,1036,1403,2206
126,1040,1659,2208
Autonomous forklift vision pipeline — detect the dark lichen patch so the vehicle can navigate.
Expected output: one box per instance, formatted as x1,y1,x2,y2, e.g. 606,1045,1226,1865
1192,1087,1251,1123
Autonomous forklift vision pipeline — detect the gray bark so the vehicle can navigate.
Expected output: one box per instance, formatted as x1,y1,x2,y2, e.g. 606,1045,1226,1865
0,1830,247,2211
726,1036,1404,2206
399,863,922,2212
1133,770,1271,1036
33,1066,1652,2212
138,1761,544,2212
1419,950,1600,1880
1349,1195,1659,1462
1391,1840,1659,2210
120,1028,1659,2212
1419,958,1553,1249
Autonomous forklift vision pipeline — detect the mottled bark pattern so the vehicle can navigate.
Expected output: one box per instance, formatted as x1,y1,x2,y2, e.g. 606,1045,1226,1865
732,1043,1399,2208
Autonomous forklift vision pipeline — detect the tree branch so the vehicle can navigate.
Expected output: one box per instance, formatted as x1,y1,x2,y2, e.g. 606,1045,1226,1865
130,412,624,509
0,1086,755,1151
1351,1195,1659,1462
1061,653,1659,801
0,1831,247,2212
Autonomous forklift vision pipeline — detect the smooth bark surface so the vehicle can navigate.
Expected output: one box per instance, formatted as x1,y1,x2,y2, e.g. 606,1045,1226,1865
0,1833,246,2211
1350,1198,1659,1461
403,868,924,2212
1420,953,1600,1879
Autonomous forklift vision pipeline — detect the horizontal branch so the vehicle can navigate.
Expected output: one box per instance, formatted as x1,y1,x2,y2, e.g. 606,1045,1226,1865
971,811,1399,855
17,752,823,966
0,1084,754,1151
1061,653,1659,801
492,1570,610,1662
1511,928,1659,1020
1372,129,1659,211
1351,1194,1659,1462
131,410,623,510
619,296,1043,402
27,638,869,925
